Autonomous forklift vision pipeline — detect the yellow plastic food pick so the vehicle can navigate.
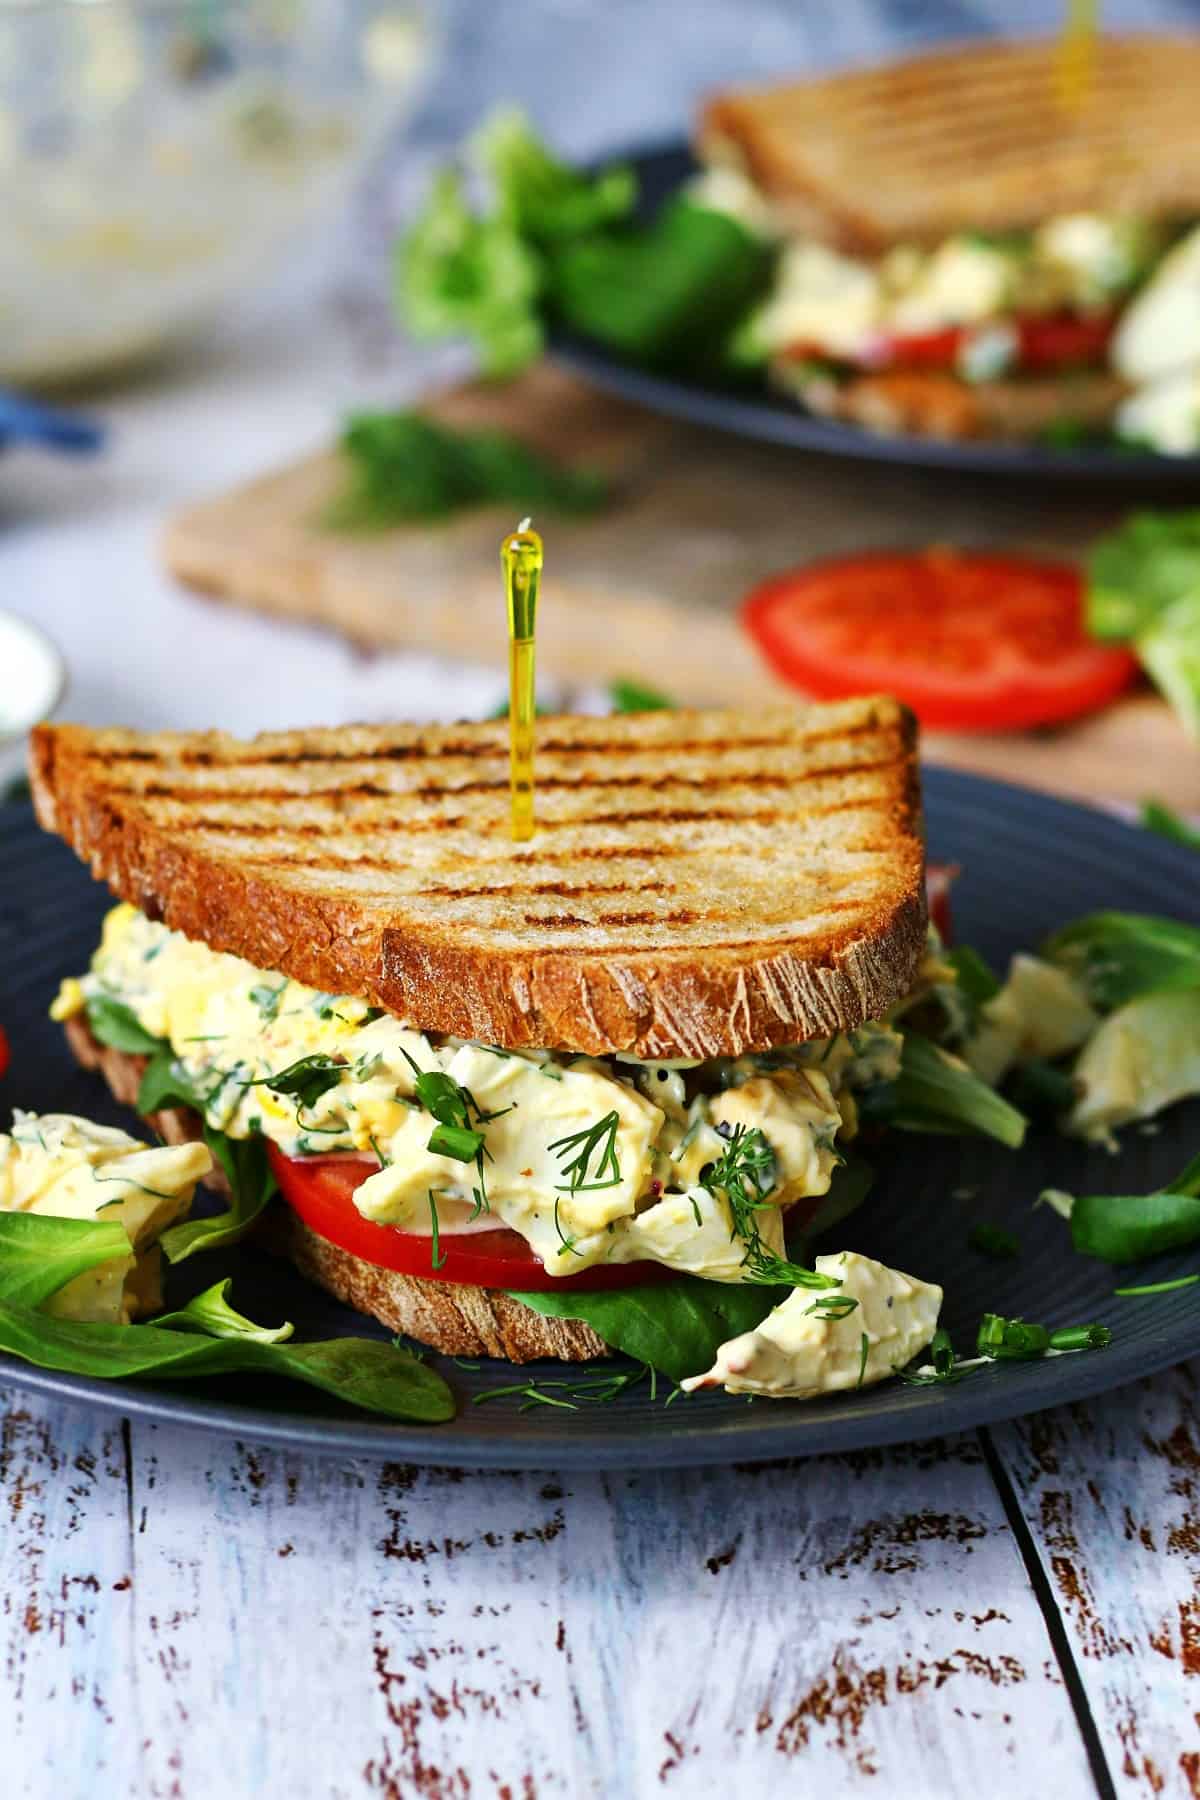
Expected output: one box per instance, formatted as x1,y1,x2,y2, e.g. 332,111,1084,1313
1057,0,1097,112
502,516,542,841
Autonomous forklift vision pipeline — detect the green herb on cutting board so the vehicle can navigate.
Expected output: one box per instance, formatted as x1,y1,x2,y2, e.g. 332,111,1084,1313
324,411,608,529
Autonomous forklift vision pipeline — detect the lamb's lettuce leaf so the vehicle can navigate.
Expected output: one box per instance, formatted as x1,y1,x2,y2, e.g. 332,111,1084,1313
83,1013,278,1262
155,1278,293,1344
0,1212,132,1309
1043,911,1200,1010
511,1277,776,1386
858,1032,1027,1148
0,1298,453,1420
0,1218,453,1419
84,996,163,1056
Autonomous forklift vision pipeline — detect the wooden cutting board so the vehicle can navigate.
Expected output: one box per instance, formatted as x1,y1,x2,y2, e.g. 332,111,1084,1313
164,361,1198,811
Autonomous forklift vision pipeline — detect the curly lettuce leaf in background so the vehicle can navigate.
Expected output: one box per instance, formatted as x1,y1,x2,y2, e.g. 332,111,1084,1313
394,109,774,380
1087,511,1200,737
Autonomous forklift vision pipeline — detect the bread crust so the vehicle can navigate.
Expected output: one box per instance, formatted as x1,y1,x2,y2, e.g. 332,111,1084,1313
780,366,1128,443
700,35,1200,252
63,1025,608,1364
32,700,927,1059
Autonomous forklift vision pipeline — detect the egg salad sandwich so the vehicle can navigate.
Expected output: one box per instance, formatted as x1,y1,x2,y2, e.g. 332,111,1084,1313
28,697,985,1396
697,34,1200,444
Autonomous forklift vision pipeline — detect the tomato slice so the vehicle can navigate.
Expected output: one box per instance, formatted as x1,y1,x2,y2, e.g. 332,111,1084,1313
267,1146,679,1292
869,310,1115,375
925,862,957,944
1014,310,1115,371
742,549,1139,733
0,1025,8,1080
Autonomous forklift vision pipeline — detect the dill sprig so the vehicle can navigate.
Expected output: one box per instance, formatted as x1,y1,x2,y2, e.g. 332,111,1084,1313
472,1363,656,1412
706,1123,838,1290
549,1110,622,1193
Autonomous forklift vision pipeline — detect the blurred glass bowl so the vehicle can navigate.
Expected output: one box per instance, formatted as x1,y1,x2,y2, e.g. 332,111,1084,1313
0,0,435,386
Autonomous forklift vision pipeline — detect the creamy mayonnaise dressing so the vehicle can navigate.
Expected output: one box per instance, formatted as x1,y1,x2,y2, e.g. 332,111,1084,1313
681,1251,943,1399
0,1112,210,1323
54,905,905,1282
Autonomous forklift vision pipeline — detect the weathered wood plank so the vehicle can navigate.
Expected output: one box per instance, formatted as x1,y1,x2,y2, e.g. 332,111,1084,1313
990,1357,1200,1800
0,1402,138,1797
110,1422,1094,1798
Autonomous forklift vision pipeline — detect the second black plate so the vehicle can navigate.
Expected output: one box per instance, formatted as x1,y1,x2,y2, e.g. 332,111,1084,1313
552,144,1200,484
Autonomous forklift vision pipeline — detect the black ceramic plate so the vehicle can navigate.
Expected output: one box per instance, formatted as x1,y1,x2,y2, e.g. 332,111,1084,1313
551,144,1200,484
3,775,1200,1468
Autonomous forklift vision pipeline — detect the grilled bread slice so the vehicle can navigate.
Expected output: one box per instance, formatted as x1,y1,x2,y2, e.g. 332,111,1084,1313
62,1020,608,1363
31,699,925,1060
781,364,1129,442
700,34,1200,253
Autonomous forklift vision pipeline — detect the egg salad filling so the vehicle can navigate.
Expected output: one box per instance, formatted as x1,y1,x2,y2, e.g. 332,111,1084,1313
0,1112,211,1323
53,904,910,1285
682,1251,943,1400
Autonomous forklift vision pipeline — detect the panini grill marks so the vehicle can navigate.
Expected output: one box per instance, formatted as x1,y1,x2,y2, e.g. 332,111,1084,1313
703,34,1200,248
31,699,927,1057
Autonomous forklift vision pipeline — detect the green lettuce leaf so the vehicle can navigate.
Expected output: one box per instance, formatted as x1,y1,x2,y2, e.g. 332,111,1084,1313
509,1277,776,1386
1087,511,1200,641
159,1128,277,1264
0,1212,132,1309
1136,592,1200,741
0,1300,454,1420
548,197,774,370
124,1043,277,1262
85,996,164,1057
793,1153,875,1246
476,108,635,244
155,1278,293,1343
858,1033,1027,1148
396,167,544,378
1043,911,1200,1010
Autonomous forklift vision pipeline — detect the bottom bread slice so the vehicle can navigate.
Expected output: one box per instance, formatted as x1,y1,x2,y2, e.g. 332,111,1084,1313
62,1019,607,1365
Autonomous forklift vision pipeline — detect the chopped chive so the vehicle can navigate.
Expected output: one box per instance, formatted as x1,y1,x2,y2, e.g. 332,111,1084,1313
428,1121,485,1163
856,1331,870,1388
930,1327,955,1378
1115,1274,1200,1296
1048,1323,1112,1351
427,1190,447,1270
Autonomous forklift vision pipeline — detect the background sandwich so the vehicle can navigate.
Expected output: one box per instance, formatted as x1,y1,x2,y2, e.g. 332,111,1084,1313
698,34,1200,443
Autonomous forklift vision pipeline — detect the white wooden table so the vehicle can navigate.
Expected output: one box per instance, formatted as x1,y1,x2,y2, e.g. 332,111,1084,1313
4,1360,1198,1798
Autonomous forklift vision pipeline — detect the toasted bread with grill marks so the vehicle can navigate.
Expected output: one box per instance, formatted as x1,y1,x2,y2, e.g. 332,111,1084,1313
700,34,1200,253
63,1022,608,1362
31,699,926,1060
780,363,1129,442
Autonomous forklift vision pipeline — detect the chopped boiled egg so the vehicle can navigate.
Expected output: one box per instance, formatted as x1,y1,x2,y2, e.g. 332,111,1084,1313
681,1250,942,1399
0,1112,210,1322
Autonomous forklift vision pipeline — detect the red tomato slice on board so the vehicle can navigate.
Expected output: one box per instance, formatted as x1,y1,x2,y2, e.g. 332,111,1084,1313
742,549,1139,733
268,1146,679,1293
0,1025,8,1080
